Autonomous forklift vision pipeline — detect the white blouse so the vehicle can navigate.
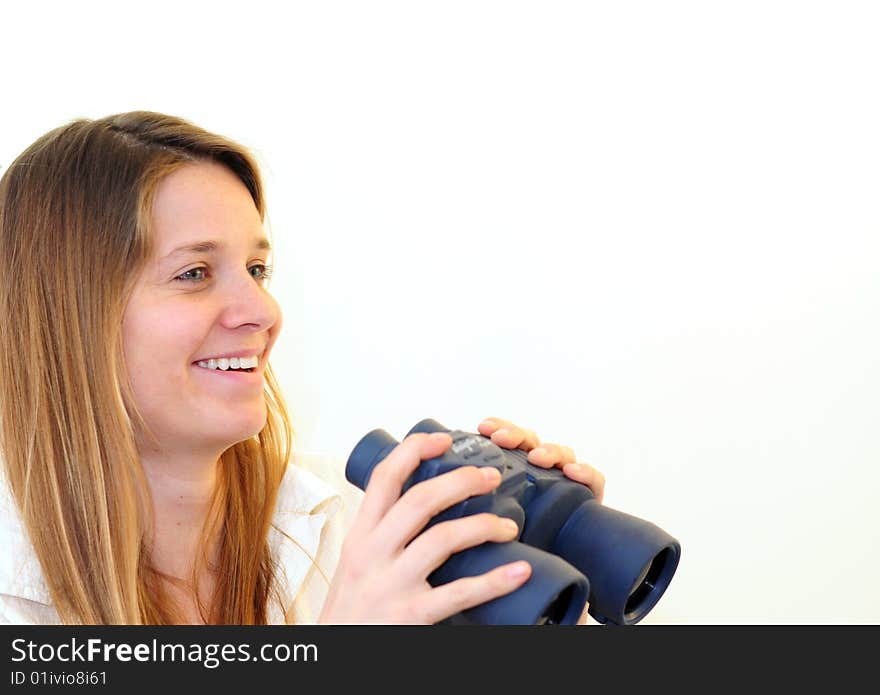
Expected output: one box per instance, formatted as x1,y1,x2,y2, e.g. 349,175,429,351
0,452,363,625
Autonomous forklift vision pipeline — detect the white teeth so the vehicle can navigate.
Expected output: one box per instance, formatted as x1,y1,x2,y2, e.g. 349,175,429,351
196,355,259,371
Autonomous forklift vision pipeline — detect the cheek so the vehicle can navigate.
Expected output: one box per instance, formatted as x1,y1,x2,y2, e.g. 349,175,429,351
122,301,204,393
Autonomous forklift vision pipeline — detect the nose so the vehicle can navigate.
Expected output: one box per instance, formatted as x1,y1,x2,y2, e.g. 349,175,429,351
217,270,281,333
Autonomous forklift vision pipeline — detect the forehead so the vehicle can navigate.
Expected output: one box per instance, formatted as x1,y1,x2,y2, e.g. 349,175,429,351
150,161,264,254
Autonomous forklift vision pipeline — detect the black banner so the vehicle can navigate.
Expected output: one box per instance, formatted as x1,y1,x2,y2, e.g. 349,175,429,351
1,626,874,692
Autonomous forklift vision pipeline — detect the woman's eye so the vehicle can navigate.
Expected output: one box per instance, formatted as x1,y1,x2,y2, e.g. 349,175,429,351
176,267,207,282
250,264,274,282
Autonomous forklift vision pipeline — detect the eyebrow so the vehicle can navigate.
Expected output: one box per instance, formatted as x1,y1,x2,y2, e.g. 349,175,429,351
160,238,272,262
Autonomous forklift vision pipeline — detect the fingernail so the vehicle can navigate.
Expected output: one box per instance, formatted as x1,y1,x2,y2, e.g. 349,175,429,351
502,518,519,534
495,428,510,439
506,562,530,579
479,419,495,429
481,467,501,483
532,446,550,458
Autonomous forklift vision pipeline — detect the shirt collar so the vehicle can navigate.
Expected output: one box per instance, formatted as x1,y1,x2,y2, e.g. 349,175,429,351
267,462,342,621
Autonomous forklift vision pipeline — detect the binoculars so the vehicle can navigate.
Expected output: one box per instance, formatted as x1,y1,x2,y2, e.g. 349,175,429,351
346,418,680,625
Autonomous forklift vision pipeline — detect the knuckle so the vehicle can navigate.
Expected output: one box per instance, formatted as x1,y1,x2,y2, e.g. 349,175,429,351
337,548,368,582
401,597,430,624
428,514,494,551
446,578,475,608
425,520,457,547
485,570,510,597
463,465,485,486
530,452,553,468
446,465,482,491
340,535,356,556
407,482,455,519
476,513,502,534
368,463,391,488
402,432,427,447
492,567,516,591
340,529,365,556
371,452,402,484
404,483,437,512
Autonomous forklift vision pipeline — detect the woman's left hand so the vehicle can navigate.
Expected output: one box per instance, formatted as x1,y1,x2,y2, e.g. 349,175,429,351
477,416,606,625
477,417,605,504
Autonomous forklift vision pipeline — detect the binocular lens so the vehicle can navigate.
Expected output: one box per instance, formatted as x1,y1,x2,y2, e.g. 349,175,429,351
537,584,576,625
624,546,674,617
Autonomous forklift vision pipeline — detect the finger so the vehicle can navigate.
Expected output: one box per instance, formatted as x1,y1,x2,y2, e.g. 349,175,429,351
415,561,533,624
397,513,520,581
577,602,592,625
562,462,606,504
351,432,453,536
371,465,504,553
478,417,540,452
526,442,577,469
476,417,505,437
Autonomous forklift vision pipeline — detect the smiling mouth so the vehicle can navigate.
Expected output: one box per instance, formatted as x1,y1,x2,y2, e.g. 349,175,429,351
193,362,259,374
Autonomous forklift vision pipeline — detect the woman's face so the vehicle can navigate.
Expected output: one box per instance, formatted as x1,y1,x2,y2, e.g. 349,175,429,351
122,161,282,457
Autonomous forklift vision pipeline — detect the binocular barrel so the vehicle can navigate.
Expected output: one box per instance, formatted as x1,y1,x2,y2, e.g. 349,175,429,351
346,419,680,625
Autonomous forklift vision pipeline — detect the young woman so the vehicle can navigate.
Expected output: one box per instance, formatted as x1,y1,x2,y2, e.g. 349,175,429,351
0,112,605,624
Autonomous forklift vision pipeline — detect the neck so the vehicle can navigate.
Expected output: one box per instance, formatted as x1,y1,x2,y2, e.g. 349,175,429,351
139,442,224,581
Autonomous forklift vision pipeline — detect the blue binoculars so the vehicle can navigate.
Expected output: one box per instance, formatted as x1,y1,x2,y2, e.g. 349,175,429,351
345,418,681,625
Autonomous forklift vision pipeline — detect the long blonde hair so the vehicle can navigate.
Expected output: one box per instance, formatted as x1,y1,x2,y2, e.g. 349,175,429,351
0,111,293,624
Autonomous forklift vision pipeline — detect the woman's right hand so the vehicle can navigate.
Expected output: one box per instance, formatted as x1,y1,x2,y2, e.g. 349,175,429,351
317,431,531,624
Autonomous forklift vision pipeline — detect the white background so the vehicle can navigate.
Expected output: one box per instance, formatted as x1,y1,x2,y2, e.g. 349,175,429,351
2,1,878,623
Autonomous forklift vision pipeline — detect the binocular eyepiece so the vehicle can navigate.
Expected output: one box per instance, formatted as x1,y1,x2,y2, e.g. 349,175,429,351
346,419,680,625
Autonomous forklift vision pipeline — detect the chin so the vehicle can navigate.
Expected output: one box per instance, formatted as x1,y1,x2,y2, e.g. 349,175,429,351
230,415,268,444
208,411,268,449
